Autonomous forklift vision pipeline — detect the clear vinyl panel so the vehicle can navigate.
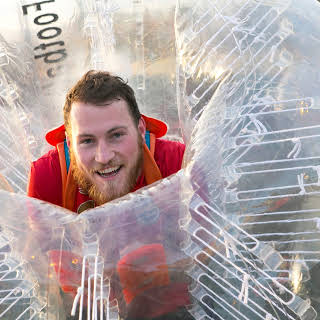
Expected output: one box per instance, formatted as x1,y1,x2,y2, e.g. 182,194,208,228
178,0,320,319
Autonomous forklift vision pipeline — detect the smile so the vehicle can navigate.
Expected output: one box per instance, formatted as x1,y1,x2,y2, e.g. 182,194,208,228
96,166,122,177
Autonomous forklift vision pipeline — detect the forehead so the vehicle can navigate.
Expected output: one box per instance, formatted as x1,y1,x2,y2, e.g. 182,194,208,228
70,99,134,135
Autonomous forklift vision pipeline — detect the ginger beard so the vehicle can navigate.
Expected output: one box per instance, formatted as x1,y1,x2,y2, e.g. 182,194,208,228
70,133,144,206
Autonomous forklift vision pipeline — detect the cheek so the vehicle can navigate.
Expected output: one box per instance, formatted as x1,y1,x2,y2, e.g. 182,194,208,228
122,139,140,157
74,146,92,167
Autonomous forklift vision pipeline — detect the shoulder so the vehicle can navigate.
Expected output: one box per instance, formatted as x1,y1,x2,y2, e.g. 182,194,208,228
154,139,185,178
32,148,60,168
27,148,62,206
30,148,61,179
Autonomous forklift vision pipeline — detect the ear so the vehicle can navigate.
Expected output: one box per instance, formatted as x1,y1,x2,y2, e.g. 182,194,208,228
138,117,146,140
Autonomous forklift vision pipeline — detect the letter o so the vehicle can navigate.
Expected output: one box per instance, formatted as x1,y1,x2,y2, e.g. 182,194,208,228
37,27,61,40
34,13,58,25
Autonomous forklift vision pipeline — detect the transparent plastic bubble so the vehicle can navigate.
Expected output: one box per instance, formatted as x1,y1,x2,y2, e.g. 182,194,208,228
1,0,320,319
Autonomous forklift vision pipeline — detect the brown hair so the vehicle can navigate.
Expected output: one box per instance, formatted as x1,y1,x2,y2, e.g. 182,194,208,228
63,70,141,133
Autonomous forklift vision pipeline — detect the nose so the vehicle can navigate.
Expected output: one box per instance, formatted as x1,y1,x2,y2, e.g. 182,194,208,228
94,140,115,164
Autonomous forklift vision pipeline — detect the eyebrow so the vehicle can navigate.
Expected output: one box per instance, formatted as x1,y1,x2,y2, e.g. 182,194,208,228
107,126,127,134
77,126,127,138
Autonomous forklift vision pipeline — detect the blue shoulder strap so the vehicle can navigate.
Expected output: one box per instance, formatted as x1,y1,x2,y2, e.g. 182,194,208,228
63,131,151,174
64,140,71,173
145,130,151,150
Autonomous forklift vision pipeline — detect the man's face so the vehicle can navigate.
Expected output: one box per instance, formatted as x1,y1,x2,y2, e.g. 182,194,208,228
68,99,146,205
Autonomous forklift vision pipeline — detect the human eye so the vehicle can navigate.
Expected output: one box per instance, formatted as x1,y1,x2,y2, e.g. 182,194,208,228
113,132,123,138
79,138,94,145
110,131,125,140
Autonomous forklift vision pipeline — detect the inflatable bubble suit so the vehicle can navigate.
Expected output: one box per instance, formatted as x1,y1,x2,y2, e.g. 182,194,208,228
2,0,320,319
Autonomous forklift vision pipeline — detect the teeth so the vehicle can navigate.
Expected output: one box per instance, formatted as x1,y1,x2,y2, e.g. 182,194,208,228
98,166,120,174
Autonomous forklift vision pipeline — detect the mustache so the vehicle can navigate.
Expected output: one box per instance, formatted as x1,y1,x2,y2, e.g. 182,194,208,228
89,161,122,174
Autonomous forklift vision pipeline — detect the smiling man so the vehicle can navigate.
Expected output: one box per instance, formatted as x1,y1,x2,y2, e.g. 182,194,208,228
27,70,185,213
68,98,145,206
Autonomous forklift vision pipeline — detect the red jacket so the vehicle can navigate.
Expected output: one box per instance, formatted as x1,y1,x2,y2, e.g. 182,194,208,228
27,139,185,213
